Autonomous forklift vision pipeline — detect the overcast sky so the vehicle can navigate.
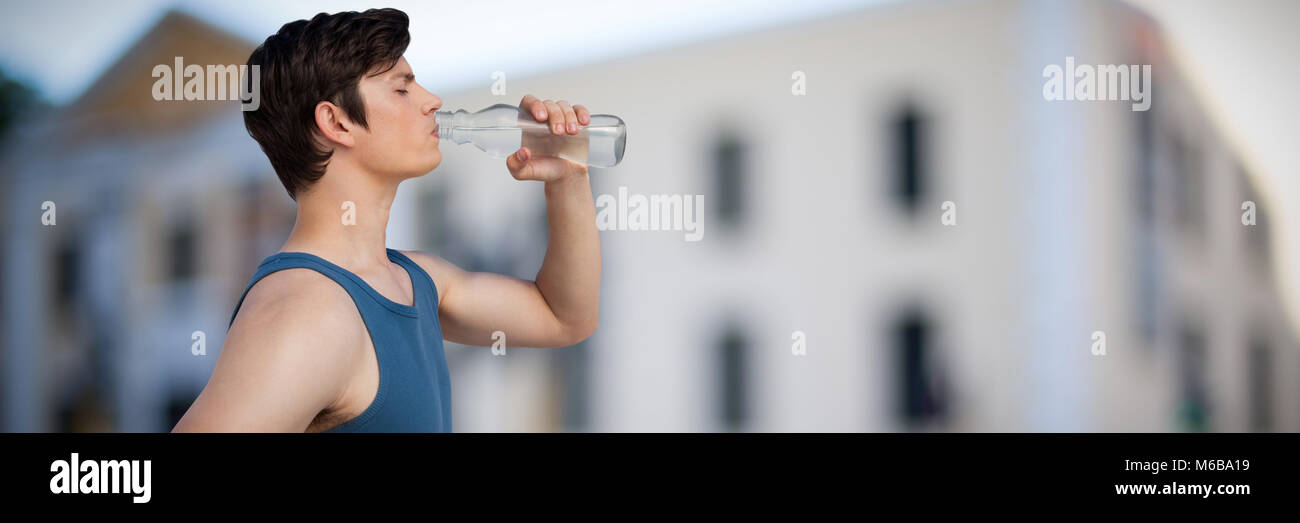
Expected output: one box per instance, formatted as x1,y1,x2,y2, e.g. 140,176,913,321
0,0,880,102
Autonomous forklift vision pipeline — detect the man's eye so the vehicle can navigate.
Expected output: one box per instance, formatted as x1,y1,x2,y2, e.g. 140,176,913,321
397,89,409,95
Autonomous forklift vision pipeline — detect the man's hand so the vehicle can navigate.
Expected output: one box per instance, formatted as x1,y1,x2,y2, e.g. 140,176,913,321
505,94,592,183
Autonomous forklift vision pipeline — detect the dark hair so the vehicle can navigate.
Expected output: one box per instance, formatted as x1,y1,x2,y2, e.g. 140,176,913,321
243,8,410,200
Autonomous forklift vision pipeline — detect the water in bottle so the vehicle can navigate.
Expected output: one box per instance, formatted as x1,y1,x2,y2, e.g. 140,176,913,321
435,103,627,167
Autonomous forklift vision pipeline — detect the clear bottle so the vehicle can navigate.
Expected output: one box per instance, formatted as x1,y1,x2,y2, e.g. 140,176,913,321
435,103,627,167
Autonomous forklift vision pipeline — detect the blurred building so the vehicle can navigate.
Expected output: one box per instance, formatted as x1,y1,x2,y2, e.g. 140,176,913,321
1,11,296,432
2,0,1295,433
421,0,1298,432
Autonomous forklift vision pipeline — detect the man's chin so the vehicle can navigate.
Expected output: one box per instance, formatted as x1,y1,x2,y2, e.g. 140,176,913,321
407,157,441,178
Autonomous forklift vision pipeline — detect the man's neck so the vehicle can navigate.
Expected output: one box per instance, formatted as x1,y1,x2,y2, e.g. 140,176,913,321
279,164,399,272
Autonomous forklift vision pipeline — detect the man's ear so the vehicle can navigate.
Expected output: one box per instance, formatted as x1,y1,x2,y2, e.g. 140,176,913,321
314,101,356,148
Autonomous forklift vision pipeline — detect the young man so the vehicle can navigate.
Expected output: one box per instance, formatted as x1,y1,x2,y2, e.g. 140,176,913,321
172,8,600,432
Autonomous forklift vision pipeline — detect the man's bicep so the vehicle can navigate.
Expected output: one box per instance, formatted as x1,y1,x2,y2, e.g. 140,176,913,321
172,274,357,432
441,271,573,347
404,250,569,348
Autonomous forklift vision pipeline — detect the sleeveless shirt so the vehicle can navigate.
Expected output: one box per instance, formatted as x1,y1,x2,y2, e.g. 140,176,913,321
227,248,453,432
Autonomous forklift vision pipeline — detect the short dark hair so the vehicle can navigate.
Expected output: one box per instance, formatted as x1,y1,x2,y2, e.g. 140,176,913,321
243,8,410,200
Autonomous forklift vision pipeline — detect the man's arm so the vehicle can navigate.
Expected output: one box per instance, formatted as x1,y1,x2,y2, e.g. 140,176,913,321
171,270,364,432
406,95,600,349
405,174,600,348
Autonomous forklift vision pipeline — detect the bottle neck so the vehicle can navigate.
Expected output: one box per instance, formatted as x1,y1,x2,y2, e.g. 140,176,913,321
434,109,468,143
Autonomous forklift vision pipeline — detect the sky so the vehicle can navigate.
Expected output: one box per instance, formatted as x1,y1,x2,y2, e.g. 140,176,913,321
1,0,1296,330
0,0,883,103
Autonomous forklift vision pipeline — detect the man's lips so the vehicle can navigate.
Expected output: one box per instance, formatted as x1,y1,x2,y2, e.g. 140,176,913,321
431,123,439,137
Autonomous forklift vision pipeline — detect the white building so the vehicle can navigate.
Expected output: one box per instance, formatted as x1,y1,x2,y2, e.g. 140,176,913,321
2,0,1294,433
1,11,293,432
416,0,1299,432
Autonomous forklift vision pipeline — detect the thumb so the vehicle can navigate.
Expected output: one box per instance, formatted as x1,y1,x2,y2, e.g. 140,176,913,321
505,147,535,180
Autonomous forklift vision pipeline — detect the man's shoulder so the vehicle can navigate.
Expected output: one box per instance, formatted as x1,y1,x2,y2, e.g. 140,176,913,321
233,267,364,339
180,267,362,432
396,249,464,293
396,249,441,270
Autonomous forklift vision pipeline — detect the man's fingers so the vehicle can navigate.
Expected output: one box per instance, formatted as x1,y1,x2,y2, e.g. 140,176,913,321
520,94,545,120
557,100,579,134
543,99,564,134
520,95,593,129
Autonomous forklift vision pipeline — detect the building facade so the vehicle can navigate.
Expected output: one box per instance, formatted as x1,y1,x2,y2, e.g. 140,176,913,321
2,0,1294,433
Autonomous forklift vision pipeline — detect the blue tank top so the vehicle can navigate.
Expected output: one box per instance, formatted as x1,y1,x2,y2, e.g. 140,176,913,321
227,248,453,433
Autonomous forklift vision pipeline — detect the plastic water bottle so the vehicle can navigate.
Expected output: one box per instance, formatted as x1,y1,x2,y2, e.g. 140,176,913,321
435,103,627,167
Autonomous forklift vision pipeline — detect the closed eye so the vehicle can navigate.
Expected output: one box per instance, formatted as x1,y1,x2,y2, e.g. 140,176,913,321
397,89,409,95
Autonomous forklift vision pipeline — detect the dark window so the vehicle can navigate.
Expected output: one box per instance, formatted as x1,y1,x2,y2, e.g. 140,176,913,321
556,339,591,432
716,323,748,431
168,218,197,281
1248,339,1272,432
1177,323,1210,432
713,135,746,229
54,239,79,308
892,308,948,427
890,106,927,215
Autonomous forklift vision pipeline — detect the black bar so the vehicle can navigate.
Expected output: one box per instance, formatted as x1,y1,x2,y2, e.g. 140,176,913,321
2,433,1293,510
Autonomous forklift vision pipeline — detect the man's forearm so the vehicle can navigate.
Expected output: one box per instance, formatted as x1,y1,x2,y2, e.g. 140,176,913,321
535,172,601,341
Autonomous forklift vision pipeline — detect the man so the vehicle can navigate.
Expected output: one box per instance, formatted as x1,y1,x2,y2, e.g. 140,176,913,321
172,8,600,432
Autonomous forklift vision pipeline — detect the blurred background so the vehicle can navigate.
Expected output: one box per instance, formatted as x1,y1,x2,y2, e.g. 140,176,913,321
1,0,1296,432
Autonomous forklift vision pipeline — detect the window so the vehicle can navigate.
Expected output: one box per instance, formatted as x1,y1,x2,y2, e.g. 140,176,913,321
715,322,748,431
1134,100,1159,340
712,134,746,230
54,237,79,310
1176,323,1210,432
1248,338,1272,432
889,105,927,216
554,339,591,432
168,217,197,281
892,307,948,428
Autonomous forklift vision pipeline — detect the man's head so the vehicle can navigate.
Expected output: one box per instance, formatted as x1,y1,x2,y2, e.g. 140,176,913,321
243,8,442,201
